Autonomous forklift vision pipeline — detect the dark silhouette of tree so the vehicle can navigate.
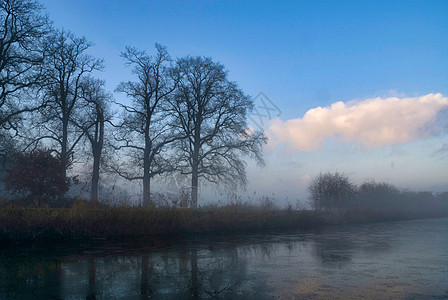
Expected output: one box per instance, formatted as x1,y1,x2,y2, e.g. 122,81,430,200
30,29,103,186
113,44,180,208
357,180,399,210
172,56,266,208
3,149,70,205
0,0,49,131
308,172,355,210
76,77,112,203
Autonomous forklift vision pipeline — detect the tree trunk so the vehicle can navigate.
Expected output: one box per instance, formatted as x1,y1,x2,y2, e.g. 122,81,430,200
191,169,198,209
143,142,151,208
90,147,100,203
59,114,69,201
191,128,201,209
90,120,103,204
143,172,151,208
142,122,152,208
61,116,69,182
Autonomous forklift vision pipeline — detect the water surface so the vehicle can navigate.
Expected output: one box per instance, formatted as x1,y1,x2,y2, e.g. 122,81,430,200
1,217,447,299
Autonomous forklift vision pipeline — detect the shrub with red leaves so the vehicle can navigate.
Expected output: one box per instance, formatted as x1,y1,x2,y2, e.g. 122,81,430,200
3,149,71,205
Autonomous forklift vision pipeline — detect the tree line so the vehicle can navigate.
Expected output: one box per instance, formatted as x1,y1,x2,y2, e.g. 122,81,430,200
308,172,448,212
0,0,266,208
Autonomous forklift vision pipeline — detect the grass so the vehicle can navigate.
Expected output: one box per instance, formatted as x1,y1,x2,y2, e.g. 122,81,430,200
0,199,447,241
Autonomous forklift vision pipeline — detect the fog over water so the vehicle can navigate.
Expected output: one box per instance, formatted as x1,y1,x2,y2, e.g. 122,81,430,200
2,217,447,299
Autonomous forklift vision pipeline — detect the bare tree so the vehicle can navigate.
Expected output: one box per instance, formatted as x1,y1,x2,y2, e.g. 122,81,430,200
76,77,112,203
308,172,355,210
31,29,103,184
172,56,266,209
0,0,49,131
357,180,400,210
113,44,180,208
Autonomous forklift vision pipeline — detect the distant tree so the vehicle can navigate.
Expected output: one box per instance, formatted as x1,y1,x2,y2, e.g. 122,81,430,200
357,181,399,210
358,181,399,195
436,191,448,202
113,45,180,208
0,0,49,131
172,56,266,208
308,172,355,210
435,192,448,211
29,29,103,186
3,149,70,205
76,77,113,203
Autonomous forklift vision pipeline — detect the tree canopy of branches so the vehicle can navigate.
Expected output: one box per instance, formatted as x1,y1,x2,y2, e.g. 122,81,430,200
113,44,180,207
77,77,112,203
32,29,103,183
308,172,355,210
3,149,70,205
172,56,266,208
357,181,400,210
0,2,268,207
0,0,49,131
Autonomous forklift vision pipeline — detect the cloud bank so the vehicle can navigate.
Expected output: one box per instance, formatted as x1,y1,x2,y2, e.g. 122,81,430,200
268,93,448,151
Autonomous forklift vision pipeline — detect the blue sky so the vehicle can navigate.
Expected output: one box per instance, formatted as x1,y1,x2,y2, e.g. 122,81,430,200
40,0,448,203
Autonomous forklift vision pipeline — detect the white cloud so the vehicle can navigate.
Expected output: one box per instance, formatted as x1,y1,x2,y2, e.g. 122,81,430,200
268,93,448,151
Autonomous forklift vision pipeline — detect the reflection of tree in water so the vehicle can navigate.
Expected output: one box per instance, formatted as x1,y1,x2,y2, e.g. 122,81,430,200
238,242,275,262
137,240,290,298
190,248,248,298
47,245,268,299
87,257,96,300
139,247,256,299
139,251,192,299
0,238,277,299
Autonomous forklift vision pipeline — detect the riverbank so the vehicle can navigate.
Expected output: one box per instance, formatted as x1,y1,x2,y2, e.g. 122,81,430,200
1,201,447,241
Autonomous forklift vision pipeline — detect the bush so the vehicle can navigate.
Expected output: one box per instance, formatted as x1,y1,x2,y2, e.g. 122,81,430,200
308,172,355,210
356,181,399,210
3,149,72,206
